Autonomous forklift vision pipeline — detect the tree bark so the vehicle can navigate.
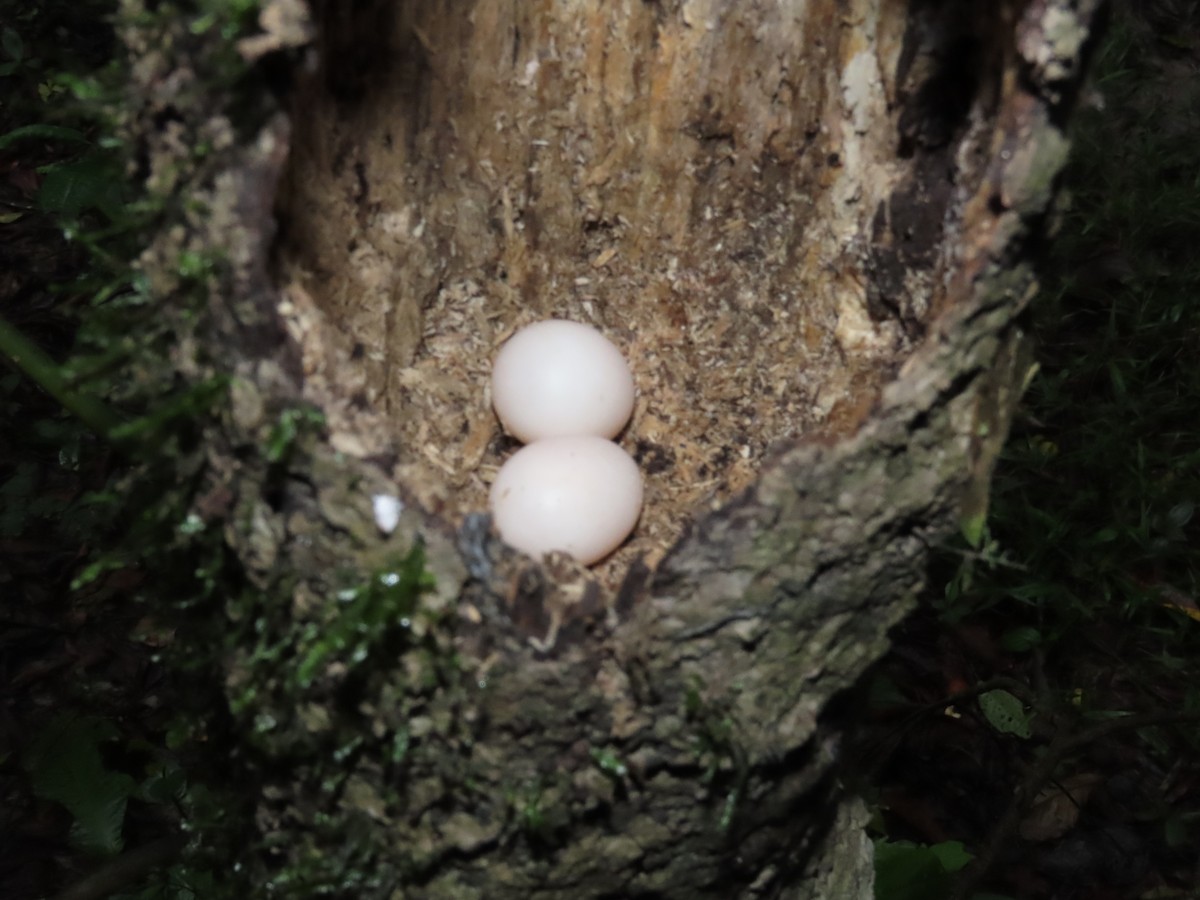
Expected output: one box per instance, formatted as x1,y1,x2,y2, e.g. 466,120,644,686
123,0,1103,896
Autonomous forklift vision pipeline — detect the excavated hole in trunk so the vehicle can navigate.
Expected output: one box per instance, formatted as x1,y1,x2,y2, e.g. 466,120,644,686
270,1,979,588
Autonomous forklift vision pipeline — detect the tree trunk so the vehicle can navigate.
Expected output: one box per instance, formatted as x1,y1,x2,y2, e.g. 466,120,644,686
126,0,1103,896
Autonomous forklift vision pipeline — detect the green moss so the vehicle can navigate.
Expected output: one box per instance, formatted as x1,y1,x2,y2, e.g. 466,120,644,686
293,548,435,686
589,746,629,782
681,676,751,832
265,407,327,465
508,781,554,839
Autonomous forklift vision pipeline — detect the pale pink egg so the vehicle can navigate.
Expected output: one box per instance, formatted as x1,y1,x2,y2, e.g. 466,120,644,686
489,436,643,565
491,320,634,443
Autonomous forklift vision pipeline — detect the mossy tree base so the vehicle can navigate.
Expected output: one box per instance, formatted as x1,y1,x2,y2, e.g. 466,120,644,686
124,0,1102,896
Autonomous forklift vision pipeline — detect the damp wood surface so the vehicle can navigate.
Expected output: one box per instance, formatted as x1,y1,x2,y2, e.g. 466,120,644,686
270,0,975,585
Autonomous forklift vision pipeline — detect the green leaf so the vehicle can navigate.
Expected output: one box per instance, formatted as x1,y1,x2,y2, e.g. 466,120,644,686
960,512,987,549
928,840,972,873
874,839,972,900
2,26,24,62
875,839,946,900
0,123,89,149
137,761,187,806
1167,500,1194,529
978,689,1032,739
999,626,1043,653
38,151,125,221
25,716,137,857
70,555,127,590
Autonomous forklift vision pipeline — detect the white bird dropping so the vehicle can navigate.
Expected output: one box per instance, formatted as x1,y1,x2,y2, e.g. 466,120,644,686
489,436,643,565
371,494,404,534
491,320,635,443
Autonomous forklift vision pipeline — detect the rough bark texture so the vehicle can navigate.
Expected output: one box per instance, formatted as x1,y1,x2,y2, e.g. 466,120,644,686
124,0,1102,896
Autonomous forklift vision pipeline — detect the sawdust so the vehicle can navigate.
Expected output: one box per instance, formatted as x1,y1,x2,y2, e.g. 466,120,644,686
271,0,926,586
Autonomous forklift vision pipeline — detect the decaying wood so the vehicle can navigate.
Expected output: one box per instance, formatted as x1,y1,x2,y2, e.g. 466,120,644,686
125,0,1103,896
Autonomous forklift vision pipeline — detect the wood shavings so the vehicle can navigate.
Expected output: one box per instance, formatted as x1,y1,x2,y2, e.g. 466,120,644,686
272,1,920,592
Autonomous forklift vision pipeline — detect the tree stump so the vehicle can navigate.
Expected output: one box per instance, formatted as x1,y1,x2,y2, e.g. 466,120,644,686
126,0,1103,895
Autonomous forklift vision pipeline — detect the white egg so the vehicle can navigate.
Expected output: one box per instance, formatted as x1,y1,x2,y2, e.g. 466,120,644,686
489,436,643,565
491,320,635,443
